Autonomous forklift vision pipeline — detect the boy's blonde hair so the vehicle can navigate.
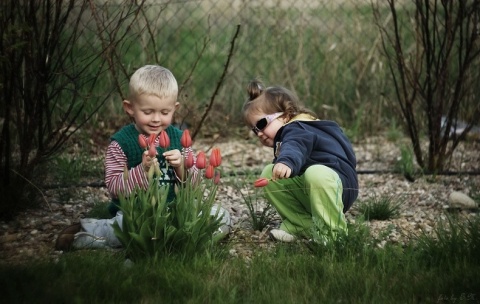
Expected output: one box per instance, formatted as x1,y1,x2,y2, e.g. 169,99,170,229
128,65,178,100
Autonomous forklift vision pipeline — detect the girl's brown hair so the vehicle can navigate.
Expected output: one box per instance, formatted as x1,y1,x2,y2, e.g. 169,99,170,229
242,78,317,125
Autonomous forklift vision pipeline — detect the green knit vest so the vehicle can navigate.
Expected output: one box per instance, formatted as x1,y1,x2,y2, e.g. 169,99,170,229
107,124,183,216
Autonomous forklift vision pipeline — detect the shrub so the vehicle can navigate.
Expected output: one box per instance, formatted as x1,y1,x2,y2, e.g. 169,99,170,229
373,0,480,172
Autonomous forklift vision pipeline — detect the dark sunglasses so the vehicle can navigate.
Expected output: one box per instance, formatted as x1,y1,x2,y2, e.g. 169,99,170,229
251,112,283,135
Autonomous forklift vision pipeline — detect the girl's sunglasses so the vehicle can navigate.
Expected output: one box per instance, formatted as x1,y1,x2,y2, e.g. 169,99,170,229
251,112,283,135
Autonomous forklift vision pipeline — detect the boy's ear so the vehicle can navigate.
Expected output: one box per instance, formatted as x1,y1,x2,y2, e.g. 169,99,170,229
174,101,180,110
123,100,134,116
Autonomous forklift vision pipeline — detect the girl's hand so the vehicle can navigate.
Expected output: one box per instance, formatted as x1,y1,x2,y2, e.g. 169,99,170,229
272,162,292,180
163,149,182,168
141,150,158,172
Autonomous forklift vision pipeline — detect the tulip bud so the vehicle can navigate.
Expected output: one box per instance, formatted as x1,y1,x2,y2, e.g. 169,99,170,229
185,151,194,169
205,165,215,179
148,143,157,158
196,151,206,169
254,178,269,188
209,148,222,167
148,133,156,147
180,129,192,148
138,135,148,149
159,131,170,149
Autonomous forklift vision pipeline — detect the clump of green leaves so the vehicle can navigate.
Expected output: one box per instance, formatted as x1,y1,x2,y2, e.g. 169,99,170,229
413,214,480,267
394,144,417,181
244,191,276,231
234,173,276,231
358,195,402,221
113,173,224,263
86,202,112,219
306,220,373,258
386,119,403,142
53,154,104,184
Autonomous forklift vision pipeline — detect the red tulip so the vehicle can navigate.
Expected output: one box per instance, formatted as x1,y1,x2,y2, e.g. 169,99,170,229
254,178,269,188
148,133,156,146
196,151,206,169
138,135,148,149
159,131,170,149
185,151,194,169
214,171,221,185
205,165,214,179
180,129,192,148
148,142,157,157
209,148,222,167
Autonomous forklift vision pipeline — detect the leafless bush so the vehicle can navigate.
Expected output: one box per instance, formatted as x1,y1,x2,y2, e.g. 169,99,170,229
0,0,142,216
373,0,480,172
0,0,236,217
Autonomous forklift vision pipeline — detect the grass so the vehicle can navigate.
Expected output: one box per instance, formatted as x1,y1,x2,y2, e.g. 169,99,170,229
86,201,112,219
393,143,417,181
230,171,276,232
52,153,104,185
1,217,479,303
358,195,403,221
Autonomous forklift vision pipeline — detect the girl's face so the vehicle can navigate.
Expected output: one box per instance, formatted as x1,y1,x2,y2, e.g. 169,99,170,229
123,94,179,136
248,112,285,147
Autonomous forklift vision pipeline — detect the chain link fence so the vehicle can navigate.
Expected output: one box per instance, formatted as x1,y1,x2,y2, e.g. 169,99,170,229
90,0,411,137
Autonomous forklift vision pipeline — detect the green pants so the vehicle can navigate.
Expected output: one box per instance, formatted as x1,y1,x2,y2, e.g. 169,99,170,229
261,164,347,239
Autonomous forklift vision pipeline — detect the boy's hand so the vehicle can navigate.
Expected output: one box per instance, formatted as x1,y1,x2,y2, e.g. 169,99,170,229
272,163,292,180
163,149,182,168
142,150,158,172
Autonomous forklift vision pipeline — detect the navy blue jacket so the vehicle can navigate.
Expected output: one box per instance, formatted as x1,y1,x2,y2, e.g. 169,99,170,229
273,116,358,212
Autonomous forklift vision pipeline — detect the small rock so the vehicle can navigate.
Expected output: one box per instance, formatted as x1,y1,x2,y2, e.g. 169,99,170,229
448,191,478,209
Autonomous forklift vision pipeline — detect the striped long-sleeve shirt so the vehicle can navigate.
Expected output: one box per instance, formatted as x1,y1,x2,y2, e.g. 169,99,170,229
105,135,199,199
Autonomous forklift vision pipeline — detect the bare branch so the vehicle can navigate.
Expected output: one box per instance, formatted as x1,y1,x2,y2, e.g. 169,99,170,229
191,24,241,140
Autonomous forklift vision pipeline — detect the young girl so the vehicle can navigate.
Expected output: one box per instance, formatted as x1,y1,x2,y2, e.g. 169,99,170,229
243,79,358,242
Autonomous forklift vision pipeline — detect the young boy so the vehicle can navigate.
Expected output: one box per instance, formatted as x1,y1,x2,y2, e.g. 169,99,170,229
105,64,187,216
243,79,358,243
55,65,230,250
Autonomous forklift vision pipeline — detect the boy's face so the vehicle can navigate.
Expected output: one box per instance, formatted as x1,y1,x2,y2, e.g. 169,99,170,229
248,111,285,148
123,94,179,136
